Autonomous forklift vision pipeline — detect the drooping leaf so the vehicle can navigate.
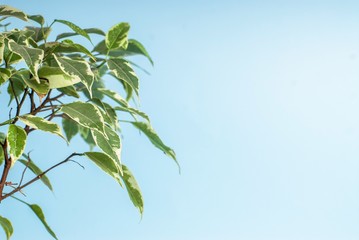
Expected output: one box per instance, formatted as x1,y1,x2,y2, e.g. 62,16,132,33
127,39,153,65
91,98,119,130
24,26,51,42
14,70,49,95
91,125,122,172
62,117,78,142
55,19,91,43
13,197,58,239
0,215,13,240
106,22,130,51
82,78,105,100
0,5,28,21
57,85,80,98
79,126,96,150
56,28,105,41
7,77,26,105
84,152,122,185
131,121,179,170
8,40,44,83
107,58,139,96
114,106,150,123
98,88,128,106
51,40,96,61
19,159,53,191
7,124,27,164
38,66,79,89
0,68,11,86
28,14,44,25
61,101,105,134
53,54,94,96
18,115,67,142
92,40,107,54
121,165,143,215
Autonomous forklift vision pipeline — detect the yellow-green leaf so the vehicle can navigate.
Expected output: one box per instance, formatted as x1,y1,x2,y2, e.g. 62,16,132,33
122,165,144,215
106,22,130,50
7,124,27,164
0,215,13,240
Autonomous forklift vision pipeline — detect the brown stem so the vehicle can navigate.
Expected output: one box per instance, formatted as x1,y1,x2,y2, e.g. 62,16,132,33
0,139,10,202
1,153,84,201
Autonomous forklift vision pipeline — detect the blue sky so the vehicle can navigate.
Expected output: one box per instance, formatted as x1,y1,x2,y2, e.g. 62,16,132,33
1,0,359,239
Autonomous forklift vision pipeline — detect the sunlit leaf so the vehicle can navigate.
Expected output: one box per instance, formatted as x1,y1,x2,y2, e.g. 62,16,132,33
55,19,91,43
0,5,28,21
38,66,79,89
56,28,105,41
18,115,67,142
121,165,143,215
57,85,80,98
0,68,11,86
106,22,130,51
7,124,27,164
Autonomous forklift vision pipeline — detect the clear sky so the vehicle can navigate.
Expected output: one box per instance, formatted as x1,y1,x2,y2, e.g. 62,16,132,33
1,0,359,239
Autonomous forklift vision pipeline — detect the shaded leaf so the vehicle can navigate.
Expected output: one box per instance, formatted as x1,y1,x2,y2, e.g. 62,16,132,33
127,39,153,65
55,19,91,43
79,126,96,150
0,5,28,21
131,121,179,170
18,115,67,142
113,106,150,123
8,40,44,83
0,215,13,240
13,197,58,239
7,124,27,164
24,26,51,42
62,117,79,142
0,68,11,86
106,22,130,51
51,40,96,61
107,58,139,96
0,36,4,64
91,98,119,130
28,14,44,25
122,165,143,215
57,85,80,98
53,54,94,96
56,28,105,41
98,88,128,107
19,159,53,191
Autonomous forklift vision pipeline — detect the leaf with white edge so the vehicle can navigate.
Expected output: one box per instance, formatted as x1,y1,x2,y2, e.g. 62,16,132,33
24,26,51,42
131,121,179,170
13,197,58,240
84,152,122,185
0,215,13,240
55,19,91,43
62,117,79,142
51,40,96,61
91,98,119,130
56,28,105,41
106,22,130,51
61,101,105,134
28,14,44,25
107,58,139,95
8,40,44,83
7,124,27,164
122,165,144,215
79,126,96,150
127,39,153,65
114,106,150,123
18,115,67,142
53,54,94,96
0,5,28,21
98,88,128,107
38,66,79,89
22,76,50,95
19,159,53,191
0,36,4,64
0,68,11,86
91,125,122,173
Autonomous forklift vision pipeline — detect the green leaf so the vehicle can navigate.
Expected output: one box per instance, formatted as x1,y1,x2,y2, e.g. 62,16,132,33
91,125,122,173
7,77,26,105
7,124,27,164
62,117,79,142
56,28,105,41
0,36,4,64
107,58,139,96
55,19,91,43
131,122,179,170
79,126,96,150
122,165,144,215
18,115,67,142
91,98,119,130
38,66,79,89
0,215,13,240
106,22,130,51
61,101,105,134
114,106,150,123
92,40,107,54
28,14,44,25
8,40,44,83
24,26,51,42
127,39,153,65
13,197,58,239
0,5,28,21
53,54,94,96
57,85,80,98
16,70,50,95
84,152,122,185
19,159,53,191
98,88,128,107
0,132,4,165
51,40,96,61
0,68,11,86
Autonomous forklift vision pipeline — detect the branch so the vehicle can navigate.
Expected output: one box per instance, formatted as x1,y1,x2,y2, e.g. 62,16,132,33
1,152,84,201
0,139,10,202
